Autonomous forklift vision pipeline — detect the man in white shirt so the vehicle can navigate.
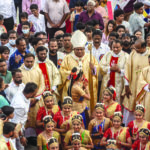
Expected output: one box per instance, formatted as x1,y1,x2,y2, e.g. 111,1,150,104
85,29,110,63
5,69,25,103
5,30,17,57
0,0,16,31
10,82,38,150
28,4,46,33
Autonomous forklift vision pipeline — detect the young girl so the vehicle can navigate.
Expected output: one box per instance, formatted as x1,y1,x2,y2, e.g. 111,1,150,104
64,114,93,150
0,15,7,36
102,87,121,119
68,67,90,128
101,112,132,150
53,97,78,145
132,128,150,150
70,1,84,32
37,115,60,150
36,91,60,134
128,104,150,143
102,20,116,44
71,133,87,150
48,137,59,150
88,103,112,149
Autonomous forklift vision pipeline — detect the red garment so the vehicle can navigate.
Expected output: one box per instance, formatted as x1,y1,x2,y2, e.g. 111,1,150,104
104,128,130,140
36,106,60,135
108,56,119,87
65,0,71,33
39,63,51,91
132,140,146,150
6,141,11,150
128,120,150,140
36,106,61,121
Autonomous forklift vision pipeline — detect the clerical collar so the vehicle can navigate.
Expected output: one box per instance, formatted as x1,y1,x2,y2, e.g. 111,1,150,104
38,60,46,63
111,51,122,57
2,135,10,142
24,65,34,71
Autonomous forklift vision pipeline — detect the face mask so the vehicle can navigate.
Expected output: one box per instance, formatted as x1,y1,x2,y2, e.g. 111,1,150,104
9,40,16,45
22,29,29,34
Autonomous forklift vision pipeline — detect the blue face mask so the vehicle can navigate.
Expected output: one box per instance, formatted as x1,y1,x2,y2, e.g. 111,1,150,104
9,39,16,45
22,29,29,34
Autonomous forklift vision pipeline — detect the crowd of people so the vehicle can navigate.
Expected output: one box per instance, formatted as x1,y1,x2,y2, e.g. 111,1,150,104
1,0,150,150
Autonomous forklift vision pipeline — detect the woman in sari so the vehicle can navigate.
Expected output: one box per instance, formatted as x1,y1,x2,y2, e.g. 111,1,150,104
128,104,150,142
70,133,87,150
53,96,78,146
101,112,132,150
36,91,60,134
132,128,150,150
37,115,60,150
64,114,93,150
88,103,112,149
68,67,90,128
103,87,121,119
48,137,59,150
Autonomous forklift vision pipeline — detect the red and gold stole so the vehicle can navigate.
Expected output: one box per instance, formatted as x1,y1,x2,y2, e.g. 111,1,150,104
39,63,51,91
108,56,119,87
6,141,11,150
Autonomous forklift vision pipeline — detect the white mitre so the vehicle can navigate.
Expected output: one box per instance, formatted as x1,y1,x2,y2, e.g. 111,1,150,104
71,30,87,48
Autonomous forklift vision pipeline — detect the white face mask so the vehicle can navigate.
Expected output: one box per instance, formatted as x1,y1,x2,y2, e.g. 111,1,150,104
9,39,16,45
22,29,30,34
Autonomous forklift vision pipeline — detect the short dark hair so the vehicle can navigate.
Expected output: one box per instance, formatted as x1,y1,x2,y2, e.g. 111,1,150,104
34,32,46,38
76,22,85,30
16,37,26,45
31,38,43,47
86,20,94,27
1,106,14,116
36,46,48,54
20,12,28,19
1,33,8,40
114,9,124,20
22,21,30,28
85,26,94,33
0,15,4,21
92,19,100,26
92,29,102,38
122,33,131,38
109,32,119,39
23,82,37,94
116,25,125,32
134,2,144,11
24,53,35,60
55,34,64,40
0,46,10,54
8,30,17,38
49,38,58,45
75,0,84,7
11,69,21,77
3,122,16,134
30,4,38,10
63,33,71,38
134,29,142,35
112,39,122,46
146,33,150,39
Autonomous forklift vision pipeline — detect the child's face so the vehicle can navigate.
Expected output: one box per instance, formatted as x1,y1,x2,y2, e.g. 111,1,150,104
1,51,10,60
0,20,4,25
1,39,8,46
31,9,39,16
75,6,82,11
117,28,125,38
21,17,27,23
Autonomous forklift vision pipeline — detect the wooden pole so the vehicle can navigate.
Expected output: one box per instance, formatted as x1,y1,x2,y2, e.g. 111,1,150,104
88,43,95,113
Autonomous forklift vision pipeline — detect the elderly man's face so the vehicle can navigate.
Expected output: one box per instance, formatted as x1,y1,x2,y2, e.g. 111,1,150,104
87,2,95,12
74,47,85,58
